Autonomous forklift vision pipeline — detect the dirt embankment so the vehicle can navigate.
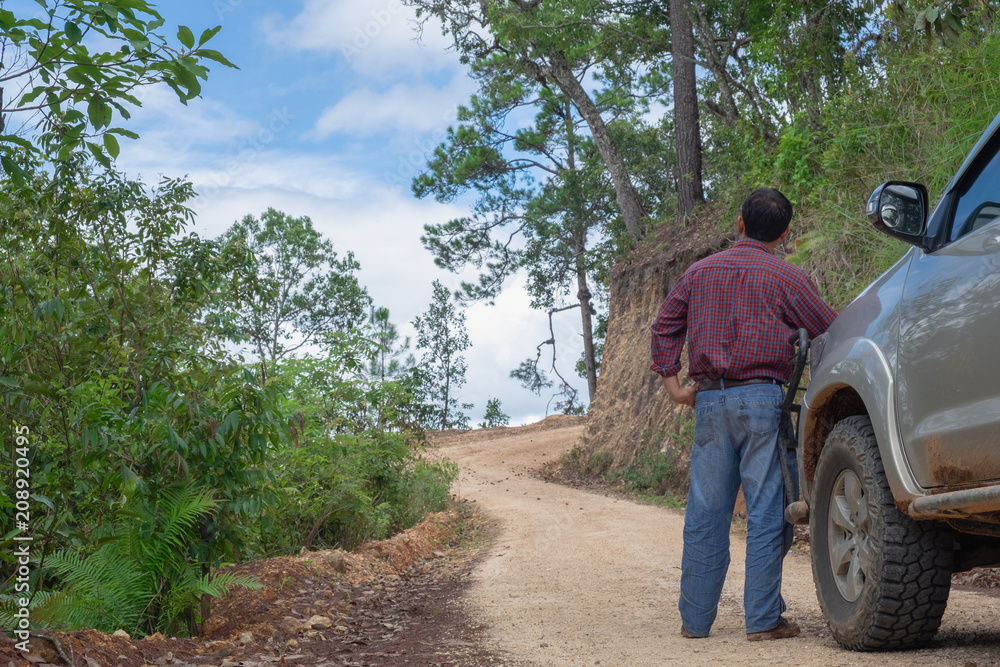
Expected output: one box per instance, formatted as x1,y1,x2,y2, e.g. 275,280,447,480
580,210,731,473
0,511,495,667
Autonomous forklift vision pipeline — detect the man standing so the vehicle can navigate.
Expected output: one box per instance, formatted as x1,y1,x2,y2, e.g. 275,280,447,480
650,188,836,641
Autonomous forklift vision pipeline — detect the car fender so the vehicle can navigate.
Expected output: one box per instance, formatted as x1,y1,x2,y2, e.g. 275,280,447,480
801,336,925,504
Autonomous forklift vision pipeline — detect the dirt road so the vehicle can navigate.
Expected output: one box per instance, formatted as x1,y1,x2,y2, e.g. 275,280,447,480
435,419,1000,666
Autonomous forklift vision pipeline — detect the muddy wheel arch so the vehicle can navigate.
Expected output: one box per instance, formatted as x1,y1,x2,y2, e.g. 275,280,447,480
801,385,868,501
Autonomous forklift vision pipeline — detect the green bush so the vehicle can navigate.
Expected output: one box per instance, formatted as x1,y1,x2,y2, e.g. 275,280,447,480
249,342,459,556
0,481,259,637
258,434,457,555
0,164,458,637
395,458,460,529
617,449,682,496
561,443,612,478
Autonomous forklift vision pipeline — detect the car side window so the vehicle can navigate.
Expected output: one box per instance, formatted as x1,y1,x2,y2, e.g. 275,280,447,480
950,140,1000,241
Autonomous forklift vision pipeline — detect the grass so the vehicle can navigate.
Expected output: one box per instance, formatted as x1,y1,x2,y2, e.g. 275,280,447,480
630,489,686,509
395,458,460,529
615,449,683,496
561,442,612,478
449,499,495,553
558,415,696,509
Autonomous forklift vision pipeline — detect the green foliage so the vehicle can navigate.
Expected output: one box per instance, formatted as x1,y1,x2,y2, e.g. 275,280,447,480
1,481,260,637
0,0,236,176
275,332,419,438
0,10,462,632
411,27,624,408
218,209,371,377
688,4,1000,308
579,415,694,502
415,84,617,305
396,458,460,528
616,449,681,495
255,334,457,554
0,162,283,566
406,0,651,243
904,0,972,45
265,433,400,552
511,359,554,396
272,448,451,554
0,161,449,637
561,443,611,478
824,9,999,302
368,306,415,382
412,281,473,430
479,398,510,428
0,163,460,633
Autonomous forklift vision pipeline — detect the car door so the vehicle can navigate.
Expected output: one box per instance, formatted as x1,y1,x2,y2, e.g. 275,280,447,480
896,134,1000,488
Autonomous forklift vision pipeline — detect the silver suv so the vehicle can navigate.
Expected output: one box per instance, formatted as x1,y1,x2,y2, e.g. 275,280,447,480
792,110,1000,651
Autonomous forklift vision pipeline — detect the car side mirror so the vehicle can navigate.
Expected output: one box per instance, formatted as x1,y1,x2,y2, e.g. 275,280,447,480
866,181,929,245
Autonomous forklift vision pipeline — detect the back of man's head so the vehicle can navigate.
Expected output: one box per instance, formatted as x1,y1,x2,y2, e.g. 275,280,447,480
741,188,793,242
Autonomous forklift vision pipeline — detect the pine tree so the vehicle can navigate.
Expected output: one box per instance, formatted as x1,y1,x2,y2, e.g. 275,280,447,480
479,398,510,428
368,306,415,382
412,281,473,429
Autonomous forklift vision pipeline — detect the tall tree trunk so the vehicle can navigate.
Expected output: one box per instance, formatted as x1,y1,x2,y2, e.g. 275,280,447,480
671,0,704,218
442,340,450,430
565,109,597,402
575,247,598,402
540,51,647,244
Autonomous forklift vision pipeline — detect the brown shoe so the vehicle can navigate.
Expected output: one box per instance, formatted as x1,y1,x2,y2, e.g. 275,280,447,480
681,626,706,639
746,617,800,641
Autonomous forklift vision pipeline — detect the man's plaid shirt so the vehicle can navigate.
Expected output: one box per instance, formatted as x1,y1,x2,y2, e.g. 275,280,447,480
650,237,837,383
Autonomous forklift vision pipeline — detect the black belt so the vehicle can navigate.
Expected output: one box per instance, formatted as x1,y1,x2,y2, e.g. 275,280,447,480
696,377,779,392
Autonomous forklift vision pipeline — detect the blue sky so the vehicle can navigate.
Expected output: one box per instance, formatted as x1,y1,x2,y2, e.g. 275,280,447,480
109,0,591,426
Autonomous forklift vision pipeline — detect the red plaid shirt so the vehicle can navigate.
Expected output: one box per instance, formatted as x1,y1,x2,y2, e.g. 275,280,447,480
650,237,836,383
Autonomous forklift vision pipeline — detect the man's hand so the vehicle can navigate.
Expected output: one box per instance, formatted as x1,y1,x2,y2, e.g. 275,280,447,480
662,375,697,407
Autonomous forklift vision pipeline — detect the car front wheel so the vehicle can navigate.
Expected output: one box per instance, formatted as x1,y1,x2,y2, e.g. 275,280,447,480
810,415,953,650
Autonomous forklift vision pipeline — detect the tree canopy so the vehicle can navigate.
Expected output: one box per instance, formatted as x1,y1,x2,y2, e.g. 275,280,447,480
218,209,371,382
0,0,236,177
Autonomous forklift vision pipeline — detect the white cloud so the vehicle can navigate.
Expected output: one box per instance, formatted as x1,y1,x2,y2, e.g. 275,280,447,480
464,274,589,425
115,87,296,182
259,0,458,77
134,87,260,146
175,170,465,326
311,78,472,139
189,153,366,204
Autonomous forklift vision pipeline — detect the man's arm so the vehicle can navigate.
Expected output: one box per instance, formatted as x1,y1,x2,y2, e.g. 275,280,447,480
662,374,697,407
651,275,695,406
787,272,837,338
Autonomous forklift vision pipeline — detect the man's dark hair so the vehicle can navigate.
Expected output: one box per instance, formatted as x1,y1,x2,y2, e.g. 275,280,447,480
741,188,793,242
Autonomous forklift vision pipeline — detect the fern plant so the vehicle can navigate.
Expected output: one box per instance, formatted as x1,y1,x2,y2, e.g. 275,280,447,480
22,479,259,636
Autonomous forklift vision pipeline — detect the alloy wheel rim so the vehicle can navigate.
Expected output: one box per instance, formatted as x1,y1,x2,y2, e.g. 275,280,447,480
827,468,871,602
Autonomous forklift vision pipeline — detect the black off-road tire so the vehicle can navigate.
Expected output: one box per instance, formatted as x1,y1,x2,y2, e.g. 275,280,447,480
810,415,953,650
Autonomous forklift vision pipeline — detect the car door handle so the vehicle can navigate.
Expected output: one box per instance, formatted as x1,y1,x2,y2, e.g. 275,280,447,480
984,235,1000,251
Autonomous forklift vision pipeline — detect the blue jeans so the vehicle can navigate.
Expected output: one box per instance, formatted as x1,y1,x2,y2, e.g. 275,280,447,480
679,383,795,636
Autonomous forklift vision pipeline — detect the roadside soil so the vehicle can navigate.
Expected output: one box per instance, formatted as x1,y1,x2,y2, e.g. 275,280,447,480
5,416,1000,666
1,511,499,667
